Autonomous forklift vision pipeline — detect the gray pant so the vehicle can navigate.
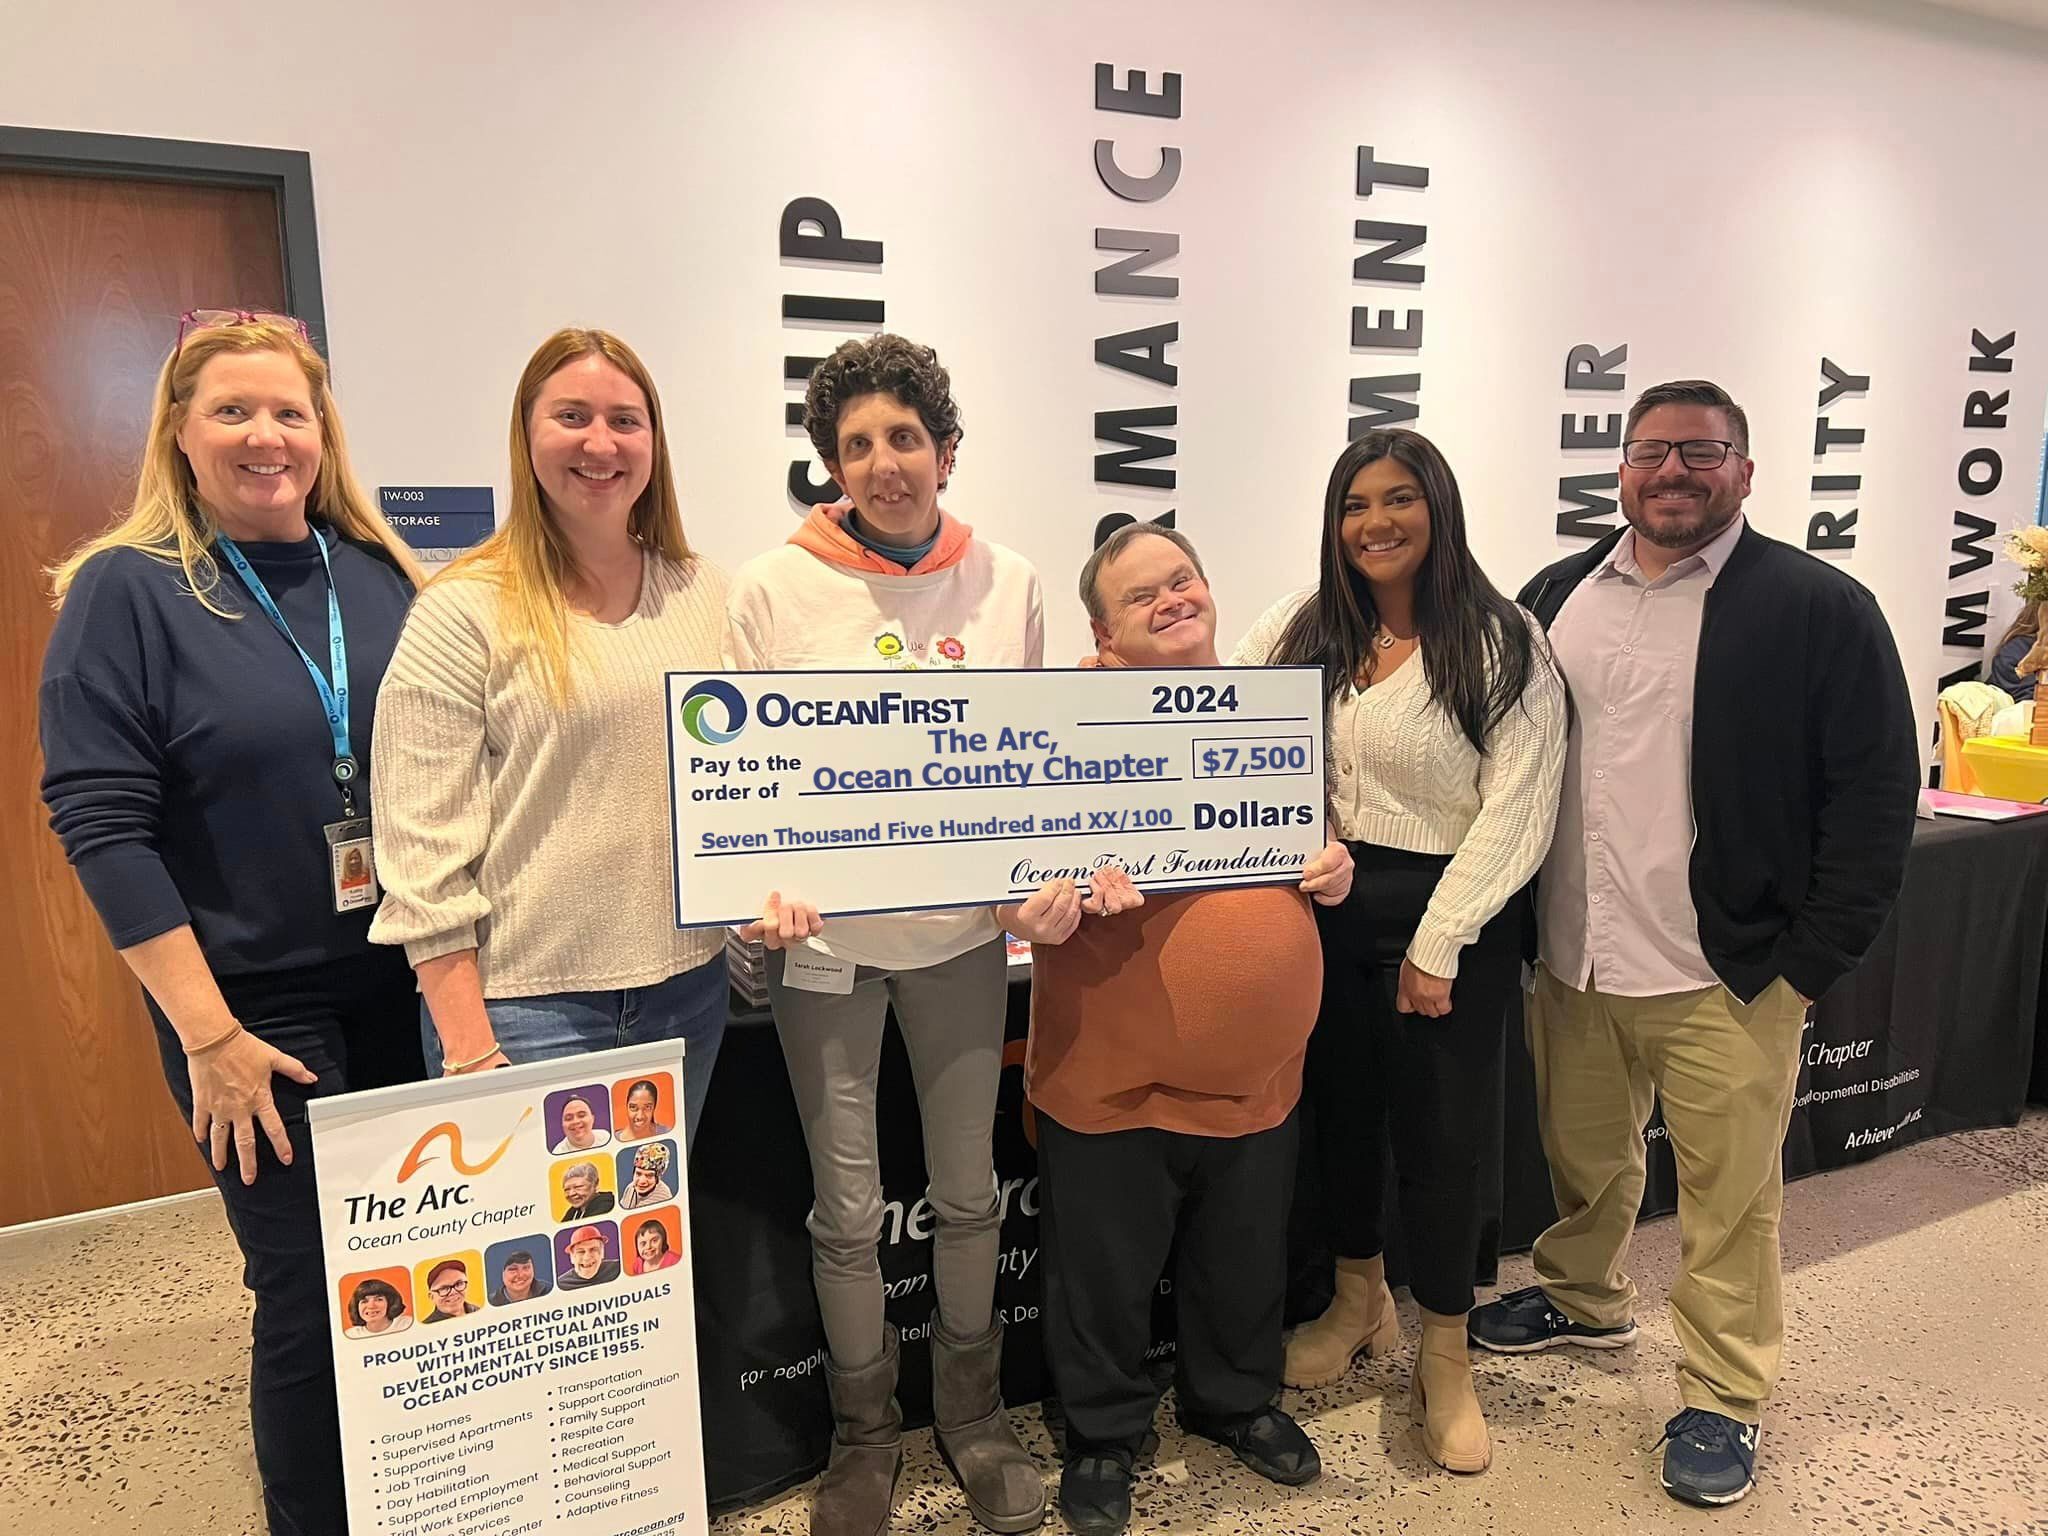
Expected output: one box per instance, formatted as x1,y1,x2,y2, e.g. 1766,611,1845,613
767,937,1007,1369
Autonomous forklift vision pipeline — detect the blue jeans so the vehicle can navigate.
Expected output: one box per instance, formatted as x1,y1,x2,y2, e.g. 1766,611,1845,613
151,949,423,1536
420,954,730,1151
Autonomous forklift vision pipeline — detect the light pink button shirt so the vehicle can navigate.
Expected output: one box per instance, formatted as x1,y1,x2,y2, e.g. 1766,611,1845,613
1538,517,1746,998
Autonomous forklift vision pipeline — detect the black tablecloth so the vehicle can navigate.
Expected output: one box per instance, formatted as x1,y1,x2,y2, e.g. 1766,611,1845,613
689,812,2048,1511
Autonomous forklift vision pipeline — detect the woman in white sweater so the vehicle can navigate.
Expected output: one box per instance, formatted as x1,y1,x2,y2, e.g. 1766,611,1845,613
1236,428,1566,1476
729,335,1046,1536
369,329,731,1147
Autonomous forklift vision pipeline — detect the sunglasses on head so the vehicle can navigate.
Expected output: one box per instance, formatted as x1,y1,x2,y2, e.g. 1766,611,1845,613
174,308,311,360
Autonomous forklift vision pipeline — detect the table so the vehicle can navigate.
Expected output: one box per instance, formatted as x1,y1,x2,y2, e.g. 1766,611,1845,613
686,814,2048,1512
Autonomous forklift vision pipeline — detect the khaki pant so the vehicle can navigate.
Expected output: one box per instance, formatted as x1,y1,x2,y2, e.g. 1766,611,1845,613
1526,965,1808,1421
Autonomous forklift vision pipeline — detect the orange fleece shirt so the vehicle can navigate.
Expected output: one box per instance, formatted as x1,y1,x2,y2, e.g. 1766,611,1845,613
1025,885,1322,1137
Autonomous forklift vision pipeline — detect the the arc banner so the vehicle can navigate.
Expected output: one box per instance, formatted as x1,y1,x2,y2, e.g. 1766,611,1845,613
309,1041,705,1536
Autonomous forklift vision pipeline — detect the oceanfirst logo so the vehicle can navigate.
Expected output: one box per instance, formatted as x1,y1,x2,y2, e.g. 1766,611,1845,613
681,679,748,744
755,690,969,728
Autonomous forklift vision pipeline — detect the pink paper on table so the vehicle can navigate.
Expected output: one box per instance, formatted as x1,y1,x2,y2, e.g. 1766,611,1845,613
1924,788,2048,821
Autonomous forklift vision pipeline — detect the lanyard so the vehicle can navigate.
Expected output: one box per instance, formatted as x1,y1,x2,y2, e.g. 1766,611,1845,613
215,527,361,815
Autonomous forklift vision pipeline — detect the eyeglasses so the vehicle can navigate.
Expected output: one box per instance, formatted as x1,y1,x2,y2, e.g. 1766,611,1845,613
174,308,310,359
428,1280,469,1297
1623,438,1741,471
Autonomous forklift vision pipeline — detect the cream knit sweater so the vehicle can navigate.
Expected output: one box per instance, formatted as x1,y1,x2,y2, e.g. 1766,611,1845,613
1233,589,1567,977
369,550,729,994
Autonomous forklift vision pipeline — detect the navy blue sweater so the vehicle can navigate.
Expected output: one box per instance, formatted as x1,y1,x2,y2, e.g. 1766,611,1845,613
1988,632,2039,702
40,531,414,978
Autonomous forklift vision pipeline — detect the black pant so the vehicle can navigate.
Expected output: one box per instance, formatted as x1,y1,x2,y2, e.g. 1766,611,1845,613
1038,1109,1297,1456
149,949,423,1536
1308,841,1518,1317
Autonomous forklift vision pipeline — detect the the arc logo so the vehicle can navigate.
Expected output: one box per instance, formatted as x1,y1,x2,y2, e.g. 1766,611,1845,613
398,1107,534,1181
680,679,748,745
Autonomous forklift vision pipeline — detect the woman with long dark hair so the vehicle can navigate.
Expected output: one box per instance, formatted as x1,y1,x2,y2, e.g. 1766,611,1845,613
1234,428,1566,1475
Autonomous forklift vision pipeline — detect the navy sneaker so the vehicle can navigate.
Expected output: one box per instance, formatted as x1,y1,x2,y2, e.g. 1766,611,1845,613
1659,1408,1760,1507
1468,1285,1638,1353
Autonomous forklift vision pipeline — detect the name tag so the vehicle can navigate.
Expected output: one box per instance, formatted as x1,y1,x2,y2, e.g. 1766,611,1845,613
782,948,856,995
326,818,379,913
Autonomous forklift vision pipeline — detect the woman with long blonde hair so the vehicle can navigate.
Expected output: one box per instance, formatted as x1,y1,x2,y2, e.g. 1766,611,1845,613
369,328,732,1145
39,310,426,1536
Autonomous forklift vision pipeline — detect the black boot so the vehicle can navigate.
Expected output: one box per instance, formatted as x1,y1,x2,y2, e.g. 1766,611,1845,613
1058,1449,1133,1535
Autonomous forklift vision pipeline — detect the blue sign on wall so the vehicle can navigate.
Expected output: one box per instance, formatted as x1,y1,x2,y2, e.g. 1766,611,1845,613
379,486,496,556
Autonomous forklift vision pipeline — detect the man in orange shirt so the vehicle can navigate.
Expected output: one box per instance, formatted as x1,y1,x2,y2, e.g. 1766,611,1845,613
1002,526,1353,1535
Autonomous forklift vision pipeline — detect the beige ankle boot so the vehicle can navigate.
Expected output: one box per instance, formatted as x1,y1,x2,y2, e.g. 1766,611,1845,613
1411,1308,1490,1473
1282,1255,1400,1388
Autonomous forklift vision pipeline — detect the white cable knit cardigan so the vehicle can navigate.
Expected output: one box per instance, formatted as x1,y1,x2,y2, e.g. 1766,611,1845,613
1233,590,1567,977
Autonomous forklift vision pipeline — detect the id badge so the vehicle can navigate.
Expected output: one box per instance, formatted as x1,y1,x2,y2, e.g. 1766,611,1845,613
782,947,856,995
325,817,379,913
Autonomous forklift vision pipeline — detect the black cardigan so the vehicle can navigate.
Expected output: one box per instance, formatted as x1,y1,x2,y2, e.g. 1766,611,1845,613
1518,523,1919,1004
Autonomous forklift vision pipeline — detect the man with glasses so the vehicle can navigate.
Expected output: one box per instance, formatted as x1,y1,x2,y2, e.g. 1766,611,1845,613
421,1261,480,1323
1471,380,1917,1507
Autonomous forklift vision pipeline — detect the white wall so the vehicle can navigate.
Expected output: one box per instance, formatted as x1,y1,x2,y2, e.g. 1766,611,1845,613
8,0,2047,715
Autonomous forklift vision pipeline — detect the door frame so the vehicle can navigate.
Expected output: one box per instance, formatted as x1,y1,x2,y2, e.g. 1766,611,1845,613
0,125,328,355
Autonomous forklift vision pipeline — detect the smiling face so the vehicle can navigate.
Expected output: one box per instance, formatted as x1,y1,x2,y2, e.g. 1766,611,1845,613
626,1086,658,1135
636,1224,667,1267
501,1258,535,1299
357,1291,389,1329
562,1170,596,1208
827,391,952,545
632,1159,659,1195
570,1239,604,1279
1619,402,1753,555
1091,533,1218,667
427,1270,468,1312
1340,456,1432,596
176,349,323,540
527,355,655,537
558,1099,596,1147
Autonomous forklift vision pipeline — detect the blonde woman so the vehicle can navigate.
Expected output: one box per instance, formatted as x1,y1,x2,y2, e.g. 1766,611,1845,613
39,310,425,1536
369,329,731,1146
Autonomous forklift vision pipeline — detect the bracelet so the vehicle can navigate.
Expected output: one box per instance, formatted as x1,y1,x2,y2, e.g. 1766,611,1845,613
443,1042,504,1074
184,1019,244,1055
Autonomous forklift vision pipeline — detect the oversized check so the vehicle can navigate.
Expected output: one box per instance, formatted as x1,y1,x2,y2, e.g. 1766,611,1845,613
665,667,1326,926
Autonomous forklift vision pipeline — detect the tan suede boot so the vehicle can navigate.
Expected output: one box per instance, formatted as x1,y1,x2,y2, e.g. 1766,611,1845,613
1411,1308,1491,1473
1282,1254,1400,1388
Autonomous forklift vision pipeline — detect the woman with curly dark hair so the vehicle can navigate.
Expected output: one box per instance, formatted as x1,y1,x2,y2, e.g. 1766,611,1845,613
727,333,1047,1536
1234,428,1566,1476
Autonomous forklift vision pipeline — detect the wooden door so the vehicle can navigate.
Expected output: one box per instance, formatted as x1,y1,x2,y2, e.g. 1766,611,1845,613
0,168,288,1225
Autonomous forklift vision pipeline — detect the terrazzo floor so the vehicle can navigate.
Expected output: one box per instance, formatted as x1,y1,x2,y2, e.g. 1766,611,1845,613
3,1114,2044,1535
